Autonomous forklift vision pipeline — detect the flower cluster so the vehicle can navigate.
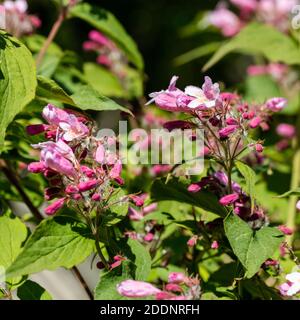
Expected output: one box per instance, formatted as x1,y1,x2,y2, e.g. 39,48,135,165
0,0,41,37
208,0,297,36
149,76,287,228
83,30,128,81
26,104,124,216
117,272,200,300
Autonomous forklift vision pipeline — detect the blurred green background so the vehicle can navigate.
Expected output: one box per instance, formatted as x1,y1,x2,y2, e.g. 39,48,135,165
28,0,252,93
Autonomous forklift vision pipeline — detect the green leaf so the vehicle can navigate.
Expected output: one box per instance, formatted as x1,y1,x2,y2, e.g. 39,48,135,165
83,62,124,97
127,238,151,281
102,188,129,226
17,280,52,300
224,213,284,278
94,261,132,300
277,188,300,198
203,23,300,71
70,3,143,70
0,31,37,150
71,85,133,115
236,161,257,201
151,177,227,217
245,75,281,103
6,216,94,278
174,42,222,66
0,213,27,270
36,76,76,106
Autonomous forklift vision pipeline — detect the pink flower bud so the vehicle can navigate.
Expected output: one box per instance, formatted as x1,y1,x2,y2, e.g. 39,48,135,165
80,166,95,178
27,162,45,173
142,203,158,214
92,193,101,201
249,116,261,129
168,272,186,284
26,124,48,135
117,280,161,297
165,283,182,293
45,198,65,215
163,120,194,131
219,193,239,206
276,124,296,138
188,183,201,193
155,291,176,300
266,97,287,112
255,143,264,153
72,193,82,201
219,125,238,139
78,179,99,192
226,117,238,125
110,160,122,179
187,235,198,247
130,195,145,207
264,259,279,266
95,144,106,163
278,225,293,235
144,233,154,242
65,185,79,194
211,240,219,249
89,30,112,47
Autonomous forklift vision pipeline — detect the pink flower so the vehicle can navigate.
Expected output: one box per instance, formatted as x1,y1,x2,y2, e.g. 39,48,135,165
208,6,242,37
129,194,145,207
128,207,144,221
142,203,158,214
80,166,95,178
265,97,287,112
147,76,191,112
279,272,300,296
27,162,45,173
219,193,239,206
219,125,238,138
187,235,198,247
78,179,99,192
45,198,65,215
117,280,161,297
211,240,219,249
110,160,122,179
278,225,293,235
276,124,296,138
230,0,258,13
247,65,268,76
33,141,77,178
144,233,154,242
249,116,261,129
165,283,183,293
188,183,201,193
88,30,114,49
95,144,106,163
255,143,264,153
92,193,101,201
168,272,186,284
65,185,79,194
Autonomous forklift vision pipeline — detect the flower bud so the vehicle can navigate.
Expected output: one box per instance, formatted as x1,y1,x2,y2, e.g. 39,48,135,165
91,193,101,201
211,240,219,249
27,162,45,173
278,225,293,235
117,280,161,297
255,143,264,153
219,125,238,139
45,198,65,215
78,179,99,192
276,124,296,138
26,124,48,135
219,193,239,206
249,116,261,129
168,272,186,284
144,233,154,242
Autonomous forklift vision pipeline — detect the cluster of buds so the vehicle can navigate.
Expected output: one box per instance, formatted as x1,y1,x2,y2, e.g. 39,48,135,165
208,0,297,36
83,30,128,81
149,76,286,228
0,0,41,37
117,272,200,300
26,104,124,216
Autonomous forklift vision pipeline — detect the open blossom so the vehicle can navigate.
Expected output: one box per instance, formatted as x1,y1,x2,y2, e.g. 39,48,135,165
147,76,220,112
279,272,300,296
0,0,41,37
208,5,242,37
117,280,161,297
